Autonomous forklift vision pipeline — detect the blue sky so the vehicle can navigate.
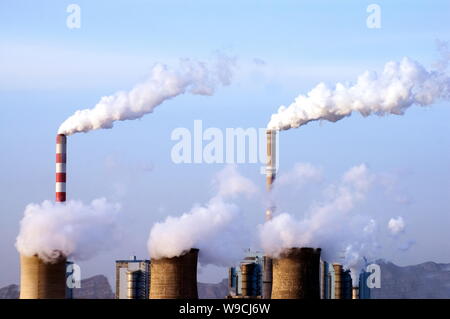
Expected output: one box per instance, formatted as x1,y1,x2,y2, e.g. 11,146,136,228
1,0,450,287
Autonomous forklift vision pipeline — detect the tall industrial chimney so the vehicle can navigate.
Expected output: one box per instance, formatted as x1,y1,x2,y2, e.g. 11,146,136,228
19,134,68,299
333,263,343,299
55,134,67,202
265,129,276,220
263,129,276,299
271,247,321,299
149,248,199,299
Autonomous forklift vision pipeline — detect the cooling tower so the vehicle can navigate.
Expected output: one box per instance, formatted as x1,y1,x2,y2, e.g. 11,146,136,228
333,263,343,299
149,248,199,299
19,254,67,299
271,247,321,299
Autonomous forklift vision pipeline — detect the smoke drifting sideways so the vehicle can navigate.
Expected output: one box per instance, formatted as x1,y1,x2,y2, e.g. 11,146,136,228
16,198,121,263
260,164,380,282
147,166,257,266
58,55,236,135
267,57,450,131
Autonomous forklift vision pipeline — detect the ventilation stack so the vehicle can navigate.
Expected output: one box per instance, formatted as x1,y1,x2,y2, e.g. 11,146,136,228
271,247,321,299
149,248,199,299
20,134,68,299
333,263,343,299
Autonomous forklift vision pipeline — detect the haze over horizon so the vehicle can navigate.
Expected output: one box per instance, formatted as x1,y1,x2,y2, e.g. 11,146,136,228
1,0,450,287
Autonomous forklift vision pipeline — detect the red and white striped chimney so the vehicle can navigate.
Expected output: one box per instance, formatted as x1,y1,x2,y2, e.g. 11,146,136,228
56,134,66,203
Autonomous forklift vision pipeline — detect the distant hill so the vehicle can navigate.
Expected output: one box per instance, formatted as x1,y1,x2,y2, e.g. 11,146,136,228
72,275,114,299
2,260,450,299
0,284,19,299
198,278,229,299
371,260,450,299
0,275,114,299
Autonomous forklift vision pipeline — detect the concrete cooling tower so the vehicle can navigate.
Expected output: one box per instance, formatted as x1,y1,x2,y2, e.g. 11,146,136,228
271,247,321,299
19,255,67,299
149,248,199,299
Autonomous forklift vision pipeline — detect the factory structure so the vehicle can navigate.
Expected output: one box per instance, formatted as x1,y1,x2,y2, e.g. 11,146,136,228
227,250,372,299
18,131,373,299
115,257,151,299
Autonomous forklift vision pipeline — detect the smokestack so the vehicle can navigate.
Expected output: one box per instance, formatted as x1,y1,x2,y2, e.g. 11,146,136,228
149,248,199,299
333,263,343,299
271,247,321,299
19,134,68,299
19,254,66,299
56,134,67,202
263,130,276,299
265,129,276,206
352,286,359,299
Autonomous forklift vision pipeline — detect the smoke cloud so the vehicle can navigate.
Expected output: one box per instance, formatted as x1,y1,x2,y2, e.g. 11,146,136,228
388,216,405,235
58,56,235,135
268,57,450,130
147,166,256,266
260,164,380,278
16,198,121,263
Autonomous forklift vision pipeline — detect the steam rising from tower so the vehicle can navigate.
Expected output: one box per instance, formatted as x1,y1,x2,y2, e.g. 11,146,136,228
58,57,234,136
268,57,450,131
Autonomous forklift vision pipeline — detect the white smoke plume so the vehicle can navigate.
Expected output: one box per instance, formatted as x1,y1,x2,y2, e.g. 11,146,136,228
147,165,256,266
260,164,380,281
388,216,405,235
16,198,121,263
260,164,374,255
275,162,323,187
268,57,450,130
58,56,235,135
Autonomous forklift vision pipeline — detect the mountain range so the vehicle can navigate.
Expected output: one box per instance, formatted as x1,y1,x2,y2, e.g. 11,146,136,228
1,260,450,299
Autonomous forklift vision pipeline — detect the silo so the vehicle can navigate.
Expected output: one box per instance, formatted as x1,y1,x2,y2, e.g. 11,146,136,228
271,247,321,299
20,254,67,299
333,263,343,299
149,248,198,299
262,256,273,299
342,269,353,299
127,270,147,299
352,286,359,299
240,263,257,297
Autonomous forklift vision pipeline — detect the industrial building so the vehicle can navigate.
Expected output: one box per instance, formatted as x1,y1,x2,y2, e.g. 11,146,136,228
228,251,265,298
115,256,150,299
